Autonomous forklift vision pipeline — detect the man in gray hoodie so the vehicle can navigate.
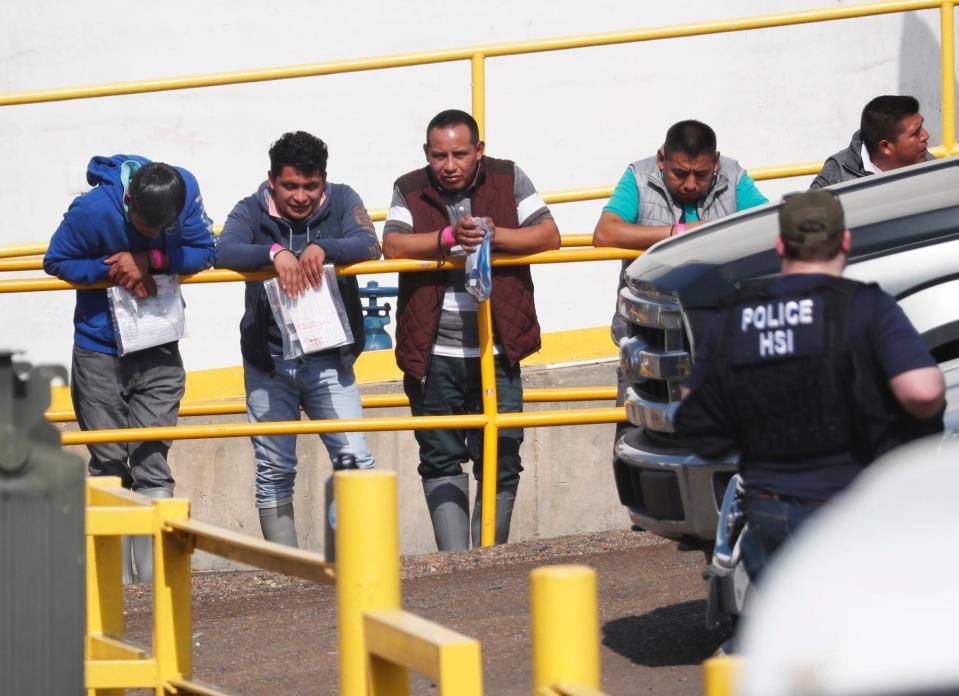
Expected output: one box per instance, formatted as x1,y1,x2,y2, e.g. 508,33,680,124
810,95,931,189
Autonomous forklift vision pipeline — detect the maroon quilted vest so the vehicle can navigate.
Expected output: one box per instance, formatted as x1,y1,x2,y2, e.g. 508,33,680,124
393,156,541,379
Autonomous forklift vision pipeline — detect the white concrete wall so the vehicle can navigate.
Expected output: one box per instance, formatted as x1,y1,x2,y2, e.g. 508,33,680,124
1,0,954,371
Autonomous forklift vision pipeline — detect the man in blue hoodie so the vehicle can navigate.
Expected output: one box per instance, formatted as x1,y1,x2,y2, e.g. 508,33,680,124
44,155,216,580
215,131,380,547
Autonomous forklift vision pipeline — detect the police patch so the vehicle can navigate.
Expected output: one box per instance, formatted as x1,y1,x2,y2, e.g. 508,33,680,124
730,295,824,365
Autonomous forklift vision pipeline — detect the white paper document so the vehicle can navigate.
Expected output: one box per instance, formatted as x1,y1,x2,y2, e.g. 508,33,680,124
106,274,185,355
264,265,354,359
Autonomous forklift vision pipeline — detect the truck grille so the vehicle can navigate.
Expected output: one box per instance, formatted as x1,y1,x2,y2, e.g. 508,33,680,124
617,287,691,435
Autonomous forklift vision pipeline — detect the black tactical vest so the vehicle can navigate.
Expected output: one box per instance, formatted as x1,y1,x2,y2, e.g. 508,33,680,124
710,276,865,461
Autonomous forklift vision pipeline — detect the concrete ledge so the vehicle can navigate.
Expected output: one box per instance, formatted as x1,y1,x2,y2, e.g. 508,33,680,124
62,360,628,571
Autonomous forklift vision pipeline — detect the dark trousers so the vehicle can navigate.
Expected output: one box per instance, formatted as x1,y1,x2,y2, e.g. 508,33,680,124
403,354,524,487
741,492,823,583
71,343,184,493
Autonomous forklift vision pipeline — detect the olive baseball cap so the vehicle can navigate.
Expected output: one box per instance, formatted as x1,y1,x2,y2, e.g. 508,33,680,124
779,190,845,245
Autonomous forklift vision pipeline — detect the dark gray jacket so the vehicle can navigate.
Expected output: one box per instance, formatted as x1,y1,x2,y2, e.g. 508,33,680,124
810,131,869,189
811,130,934,189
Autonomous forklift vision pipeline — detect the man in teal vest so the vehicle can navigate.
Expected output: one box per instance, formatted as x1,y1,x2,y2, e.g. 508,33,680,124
593,119,768,343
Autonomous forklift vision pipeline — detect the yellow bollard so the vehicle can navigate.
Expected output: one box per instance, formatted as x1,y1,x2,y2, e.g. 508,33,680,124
530,565,601,692
335,470,404,696
703,655,742,696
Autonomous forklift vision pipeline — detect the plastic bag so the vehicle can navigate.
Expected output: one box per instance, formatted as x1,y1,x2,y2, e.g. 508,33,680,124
465,217,493,303
106,274,185,356
263,265,354,360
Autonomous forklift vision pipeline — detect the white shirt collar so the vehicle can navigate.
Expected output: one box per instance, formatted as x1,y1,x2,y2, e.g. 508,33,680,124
860,143,883,175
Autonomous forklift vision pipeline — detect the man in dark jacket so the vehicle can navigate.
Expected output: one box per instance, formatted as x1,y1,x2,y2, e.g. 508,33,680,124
44,155,216,581
383,109,560,551
810,95,931,189
216,131,380,547
675,190,945,583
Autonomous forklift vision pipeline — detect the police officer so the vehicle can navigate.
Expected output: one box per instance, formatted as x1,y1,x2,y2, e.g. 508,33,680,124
675,190,945,582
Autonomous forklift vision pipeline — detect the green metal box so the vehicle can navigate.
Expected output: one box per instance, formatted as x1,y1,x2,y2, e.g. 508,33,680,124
0,352,85,695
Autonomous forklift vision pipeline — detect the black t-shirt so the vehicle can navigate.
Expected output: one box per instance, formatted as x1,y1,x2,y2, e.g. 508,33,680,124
685,274,937,501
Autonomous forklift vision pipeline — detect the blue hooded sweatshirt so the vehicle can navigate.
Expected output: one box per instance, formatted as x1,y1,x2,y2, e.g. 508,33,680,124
43,155,217,355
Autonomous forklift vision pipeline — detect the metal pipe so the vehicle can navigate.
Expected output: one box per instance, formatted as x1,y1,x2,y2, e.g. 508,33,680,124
0,0,939,107
58,406,625,446
0,247,643,293
942,1,957,153
45,386,619,423
471,54,486,139
477,300,499,548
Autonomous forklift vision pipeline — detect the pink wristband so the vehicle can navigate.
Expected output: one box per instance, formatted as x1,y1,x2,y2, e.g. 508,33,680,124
150,249,162,269
442,225,455,247
675,223,686,235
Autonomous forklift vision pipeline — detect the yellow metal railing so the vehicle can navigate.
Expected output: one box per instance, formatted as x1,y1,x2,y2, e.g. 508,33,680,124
1,0,956,263
3,0,956,547
1,0,955,165
3,250,636,547
86,469,610,695
86,476,337,694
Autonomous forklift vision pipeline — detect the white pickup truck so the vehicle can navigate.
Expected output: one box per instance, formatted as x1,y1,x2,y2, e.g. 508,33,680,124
612,157,959,623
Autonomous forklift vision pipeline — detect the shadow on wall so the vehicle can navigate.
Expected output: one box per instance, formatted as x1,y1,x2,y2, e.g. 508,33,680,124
899,10,958,146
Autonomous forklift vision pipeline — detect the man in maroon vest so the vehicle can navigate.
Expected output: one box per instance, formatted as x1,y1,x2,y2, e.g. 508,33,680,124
383,109,560,551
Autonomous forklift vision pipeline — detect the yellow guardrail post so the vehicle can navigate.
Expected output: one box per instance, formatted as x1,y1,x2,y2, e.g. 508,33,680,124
703,655,742,696
336,470,402,696
152,498,193,695
530,565,601,694
86,477,126,696
471,52,486,139
942,0,957,153
477,298,500,547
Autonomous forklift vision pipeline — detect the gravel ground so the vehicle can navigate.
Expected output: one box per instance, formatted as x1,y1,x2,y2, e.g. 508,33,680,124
123,529,730,695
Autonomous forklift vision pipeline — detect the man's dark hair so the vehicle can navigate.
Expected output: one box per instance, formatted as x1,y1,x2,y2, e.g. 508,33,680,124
426,109,480,145
269,131,329,177
860,95,920,156
128,162,186,228
662,120,717,158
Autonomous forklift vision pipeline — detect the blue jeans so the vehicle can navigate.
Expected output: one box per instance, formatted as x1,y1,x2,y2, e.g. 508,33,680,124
741,492,823,583
244,353,374,508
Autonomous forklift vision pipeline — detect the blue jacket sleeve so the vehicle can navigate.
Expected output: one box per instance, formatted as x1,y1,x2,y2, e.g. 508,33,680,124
42,199,112,284
166,169,216,275
214,198,273,270
312,186,382,265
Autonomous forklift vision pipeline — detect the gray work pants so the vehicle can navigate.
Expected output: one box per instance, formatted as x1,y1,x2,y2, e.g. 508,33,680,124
71,343,185,493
